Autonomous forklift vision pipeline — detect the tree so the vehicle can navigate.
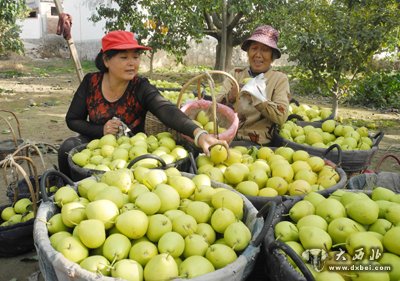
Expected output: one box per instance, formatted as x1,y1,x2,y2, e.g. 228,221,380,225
91,0,275,72
0,0,28,56
267,0,400,117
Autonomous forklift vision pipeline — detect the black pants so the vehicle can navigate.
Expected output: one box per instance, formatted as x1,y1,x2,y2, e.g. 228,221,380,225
57,135,91,178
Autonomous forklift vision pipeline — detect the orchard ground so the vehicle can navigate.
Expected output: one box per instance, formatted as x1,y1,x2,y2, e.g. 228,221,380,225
0,56,399,281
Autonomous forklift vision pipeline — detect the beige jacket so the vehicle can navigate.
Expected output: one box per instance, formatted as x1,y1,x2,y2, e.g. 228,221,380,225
218,66,290,144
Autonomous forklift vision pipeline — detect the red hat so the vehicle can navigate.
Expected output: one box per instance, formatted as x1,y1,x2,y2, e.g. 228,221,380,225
101,30,152,52
241,25,281,58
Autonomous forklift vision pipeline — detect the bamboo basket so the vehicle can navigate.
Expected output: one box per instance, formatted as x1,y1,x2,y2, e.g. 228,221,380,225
145,71,240,144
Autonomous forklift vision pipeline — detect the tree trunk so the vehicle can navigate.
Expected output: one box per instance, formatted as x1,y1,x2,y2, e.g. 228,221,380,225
214,33,234,71
149,51,154,74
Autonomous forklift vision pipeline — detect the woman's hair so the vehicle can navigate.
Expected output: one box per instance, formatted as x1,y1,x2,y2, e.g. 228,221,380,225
94,49,123,73
272,50,280,61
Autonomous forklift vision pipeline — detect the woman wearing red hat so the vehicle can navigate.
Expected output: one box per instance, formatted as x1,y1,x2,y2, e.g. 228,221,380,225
58,30,226,177
218,25,290,145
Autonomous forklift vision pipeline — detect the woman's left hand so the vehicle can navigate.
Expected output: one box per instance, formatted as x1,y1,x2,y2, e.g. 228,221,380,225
198,133,229,156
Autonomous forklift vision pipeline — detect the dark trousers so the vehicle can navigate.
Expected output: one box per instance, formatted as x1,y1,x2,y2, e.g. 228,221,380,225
57,135,91,178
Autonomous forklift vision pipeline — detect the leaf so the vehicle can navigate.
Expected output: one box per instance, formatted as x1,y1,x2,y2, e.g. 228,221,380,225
1,129,11,134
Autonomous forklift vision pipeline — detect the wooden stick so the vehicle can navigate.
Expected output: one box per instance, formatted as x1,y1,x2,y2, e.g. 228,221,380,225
53,0,84,82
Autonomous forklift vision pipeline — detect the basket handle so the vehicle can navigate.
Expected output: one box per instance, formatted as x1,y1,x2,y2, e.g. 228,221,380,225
0,155,39,215
371,131,384,147
269,240,315,281
323,143,343,167
286,113,304,122
0,116,19,148
375,154,400,173
176,70,239,108
177,70,239,137
127,154,167,169
40,169,75,202
0,110,22,139
251,201,277,247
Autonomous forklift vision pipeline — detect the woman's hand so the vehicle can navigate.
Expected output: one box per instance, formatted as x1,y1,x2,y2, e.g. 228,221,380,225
198,133,229,156
227,81,240,104
103,119,122,136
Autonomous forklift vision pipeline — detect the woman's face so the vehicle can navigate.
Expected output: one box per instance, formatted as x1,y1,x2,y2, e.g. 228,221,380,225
247,41,273,73
104,50,141,80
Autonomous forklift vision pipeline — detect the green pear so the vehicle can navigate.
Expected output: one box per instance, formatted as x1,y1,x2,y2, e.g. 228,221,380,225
315,271,345,281
382,226,400,255
371,186,396,201
368,218,393,235
375,200,396,218
340,191,369,207
289,200,315,223
316,198,346,223
346,232,383,258
328,189,346,201
274,221,299,242
297,215,328,231
281,241,305,267
327,217,365,245
384,204,400,224
350,261,390,281
346,198,379,225
304,192,326,208
379,252,400,281
299,226,332,250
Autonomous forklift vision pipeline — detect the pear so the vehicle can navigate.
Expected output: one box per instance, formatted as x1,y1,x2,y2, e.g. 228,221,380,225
382,226,400,255
371,186,396,201
328,189,346,201
299,226,332,250
346,232,383,258
346,198,379,225
350,261,390,281
297,215,328,231
316,198,346,223
384,204,400,224
289,200,315,223
340,191,369,207
304,191,326,208
315,271,345,281
368,218,393,235
379,252,400,281
327,217,365,245
281,241,305,267
274,221,299,242
375,200,396,218
143,253,178,281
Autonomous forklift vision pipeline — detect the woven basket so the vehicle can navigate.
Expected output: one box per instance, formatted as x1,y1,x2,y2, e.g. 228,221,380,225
34,169,265,281
272,124,384,173
0,110,25,160
178,70,239,144
0,154,39,257
145,71,240,144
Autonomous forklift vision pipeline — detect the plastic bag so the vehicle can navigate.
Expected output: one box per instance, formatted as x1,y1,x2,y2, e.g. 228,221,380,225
113,116,131,138
240,73,268,102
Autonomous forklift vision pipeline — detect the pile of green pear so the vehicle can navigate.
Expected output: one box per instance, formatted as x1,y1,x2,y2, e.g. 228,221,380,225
279,119,374,150
196,144,341,197
148,79,181,89
192,110,227,134
45,167,253,280
0,198,35,226
274,187,400,281
160,90,195,105
71,132,189,172
289,102,333,122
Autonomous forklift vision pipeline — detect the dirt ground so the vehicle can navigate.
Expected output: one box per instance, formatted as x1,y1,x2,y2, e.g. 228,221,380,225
0,56,399,281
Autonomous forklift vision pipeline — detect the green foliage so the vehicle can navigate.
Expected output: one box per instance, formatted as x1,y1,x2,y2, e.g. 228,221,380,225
269,0,400,100
347,71,400,109
0,0,28,56
90,0,276,70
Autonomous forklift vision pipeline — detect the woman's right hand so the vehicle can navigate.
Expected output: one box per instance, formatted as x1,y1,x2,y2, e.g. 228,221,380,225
103,119,122,136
